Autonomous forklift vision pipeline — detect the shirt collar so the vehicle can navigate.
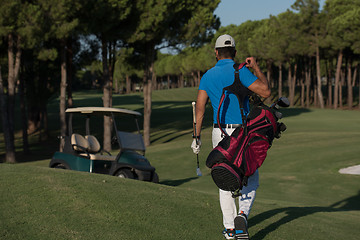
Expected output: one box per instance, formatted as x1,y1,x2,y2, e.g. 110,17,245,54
216,59,235,66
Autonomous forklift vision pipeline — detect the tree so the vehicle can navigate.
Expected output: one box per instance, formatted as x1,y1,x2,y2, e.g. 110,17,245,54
114,47,143,93
267,12,293,98
292,0,325,108
129,0,220,146
330,0,360,108
248,19,274,85
0,0,28,162
36,0,80,150
323,0,360,109
82,0,133,151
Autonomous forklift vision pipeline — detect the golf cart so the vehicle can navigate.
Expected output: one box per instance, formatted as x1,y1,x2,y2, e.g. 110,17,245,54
49,107,159,183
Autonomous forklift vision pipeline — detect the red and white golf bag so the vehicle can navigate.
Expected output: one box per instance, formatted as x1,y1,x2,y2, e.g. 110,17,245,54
206,63,287,196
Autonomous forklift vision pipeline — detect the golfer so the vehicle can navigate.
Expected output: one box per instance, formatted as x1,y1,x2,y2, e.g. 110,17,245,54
191,34,270,239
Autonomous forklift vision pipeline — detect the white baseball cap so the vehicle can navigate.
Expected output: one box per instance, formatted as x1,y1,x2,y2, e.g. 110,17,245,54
215,34,235,49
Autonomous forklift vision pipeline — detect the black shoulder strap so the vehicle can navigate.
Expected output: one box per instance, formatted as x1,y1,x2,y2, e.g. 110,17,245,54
225,63,252,108
216,62,252,136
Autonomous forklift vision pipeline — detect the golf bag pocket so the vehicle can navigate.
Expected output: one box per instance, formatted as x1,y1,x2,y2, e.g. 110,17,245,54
240,133,270,177
210,162,243,192
206,128,242,168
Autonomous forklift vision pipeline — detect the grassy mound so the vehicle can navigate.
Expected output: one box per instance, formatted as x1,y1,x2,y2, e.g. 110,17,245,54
0,164,221,240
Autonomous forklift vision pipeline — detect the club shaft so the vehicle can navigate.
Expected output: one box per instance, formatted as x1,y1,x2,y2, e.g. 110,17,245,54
192,101,198,144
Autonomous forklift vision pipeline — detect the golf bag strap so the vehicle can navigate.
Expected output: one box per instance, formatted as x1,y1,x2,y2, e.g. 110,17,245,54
216,62,249,136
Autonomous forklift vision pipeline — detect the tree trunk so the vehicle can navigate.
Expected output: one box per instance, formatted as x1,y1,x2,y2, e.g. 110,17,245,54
4,33,21,163
108,41,115,107
352,64,358,87
143,74,152,147
306,58,311,108
326,60,332,108
191,72,195,87
300,66,305,108
152,74,157,90
278,64,282,98
59,40,67,152
181,73,184,88
266,61,271,87
340,68,345,108
292,63,297,105
265,60,272,104
0,66,14,163
334,50,343,109
197,70,201,87
66,37,73,108
288,64,295,106
347,57,353,109
19,70,29,153
316,46,324,108
143,43,155,147
126,75,131,93
102,37,112,152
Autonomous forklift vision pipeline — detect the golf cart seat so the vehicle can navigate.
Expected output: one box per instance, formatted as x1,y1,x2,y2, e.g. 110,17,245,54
71,133,90,152
85,135,116,161
71,134,116,161
85,135,101,153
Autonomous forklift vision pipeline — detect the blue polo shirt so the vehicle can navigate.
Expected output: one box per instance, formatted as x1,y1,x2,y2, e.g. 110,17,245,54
199,59,258,124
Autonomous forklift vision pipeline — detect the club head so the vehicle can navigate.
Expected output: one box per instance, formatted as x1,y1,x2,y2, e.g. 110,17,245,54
277,97,290,108
196,168,202,177
278,122,287,132
270,103,279,110
275,111,283,119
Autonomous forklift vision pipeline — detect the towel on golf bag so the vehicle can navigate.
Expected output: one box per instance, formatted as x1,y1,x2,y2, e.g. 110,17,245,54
206,63,280,193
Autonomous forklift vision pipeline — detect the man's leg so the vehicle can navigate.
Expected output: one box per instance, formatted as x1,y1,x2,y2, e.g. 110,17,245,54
219,189,237,229
234,170,259,239
238,170,259,217
212,127,238,231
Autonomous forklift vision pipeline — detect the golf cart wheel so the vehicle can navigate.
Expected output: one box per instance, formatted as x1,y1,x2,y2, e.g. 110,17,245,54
152,172,159,183
115,169,134,179
54,163,69,169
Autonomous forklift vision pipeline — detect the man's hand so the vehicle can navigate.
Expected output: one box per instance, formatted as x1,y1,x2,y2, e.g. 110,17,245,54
245,57,259,70
191,139,201,154
246,56,271,98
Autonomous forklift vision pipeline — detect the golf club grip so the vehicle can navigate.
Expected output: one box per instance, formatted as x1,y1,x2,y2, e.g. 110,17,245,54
192,102,196,124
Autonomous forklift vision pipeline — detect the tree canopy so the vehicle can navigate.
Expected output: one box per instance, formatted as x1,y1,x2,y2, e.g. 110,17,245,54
1,0,360,162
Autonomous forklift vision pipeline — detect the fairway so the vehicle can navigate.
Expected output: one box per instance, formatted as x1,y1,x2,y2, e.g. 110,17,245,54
1,88,360,239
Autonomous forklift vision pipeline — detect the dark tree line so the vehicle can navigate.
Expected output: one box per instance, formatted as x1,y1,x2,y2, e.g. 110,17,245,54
1,0,360,163
0,0,219,163
150,0,360,110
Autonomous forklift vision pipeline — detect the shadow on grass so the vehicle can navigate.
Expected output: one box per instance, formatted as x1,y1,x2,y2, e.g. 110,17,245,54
160,177,200,186
1,87,312,164
250,191,360,239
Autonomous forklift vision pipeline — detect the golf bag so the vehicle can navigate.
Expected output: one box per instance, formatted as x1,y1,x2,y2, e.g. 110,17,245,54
206,63,287,196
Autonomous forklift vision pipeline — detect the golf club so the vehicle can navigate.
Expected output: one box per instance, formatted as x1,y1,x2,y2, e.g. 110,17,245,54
271,97,290,110
270,97,289,138
192,101,202,177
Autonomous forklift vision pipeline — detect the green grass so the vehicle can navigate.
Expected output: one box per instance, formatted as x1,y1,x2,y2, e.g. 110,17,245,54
1,88,360,239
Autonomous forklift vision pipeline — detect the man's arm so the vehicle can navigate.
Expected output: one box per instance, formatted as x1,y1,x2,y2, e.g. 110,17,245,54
194,90,209,137
245,57,271,98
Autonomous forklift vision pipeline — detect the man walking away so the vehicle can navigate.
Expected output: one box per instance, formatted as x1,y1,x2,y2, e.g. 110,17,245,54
191,34,270,239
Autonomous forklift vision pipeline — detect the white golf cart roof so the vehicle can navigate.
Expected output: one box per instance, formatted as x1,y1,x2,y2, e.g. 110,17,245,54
65,107,142,117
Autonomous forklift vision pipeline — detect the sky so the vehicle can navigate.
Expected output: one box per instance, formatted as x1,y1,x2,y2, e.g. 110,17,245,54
214,0,326,27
